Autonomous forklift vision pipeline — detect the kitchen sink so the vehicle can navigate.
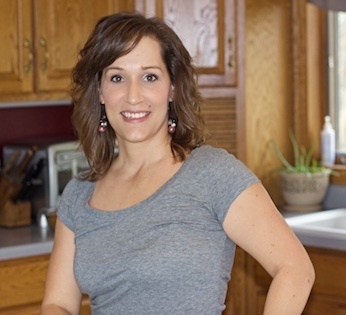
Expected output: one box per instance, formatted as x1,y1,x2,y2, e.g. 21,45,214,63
285,208,346,250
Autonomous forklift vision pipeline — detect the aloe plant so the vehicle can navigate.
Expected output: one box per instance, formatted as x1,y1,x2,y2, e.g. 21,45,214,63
272,130,328,174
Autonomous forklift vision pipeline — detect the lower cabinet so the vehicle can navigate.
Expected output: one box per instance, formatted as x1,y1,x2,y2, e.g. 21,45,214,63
0,254,90,315
246,246,346,315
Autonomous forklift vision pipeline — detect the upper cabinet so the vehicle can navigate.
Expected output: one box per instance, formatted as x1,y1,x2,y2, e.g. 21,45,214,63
0,0,33,97
0,0,131,102
33,0,120,94
135,0,237,91
0,0,236,103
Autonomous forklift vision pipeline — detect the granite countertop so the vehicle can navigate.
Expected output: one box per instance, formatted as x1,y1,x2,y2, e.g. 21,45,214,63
0,225,54,261
0,210,345,261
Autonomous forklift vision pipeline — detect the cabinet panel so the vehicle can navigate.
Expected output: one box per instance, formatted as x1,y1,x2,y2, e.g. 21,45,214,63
0,0,33,94
0,255,49,310
203,97,237,155
247,246,346,315
303,294,346,315
34,0,118,92
0,255,91,315
308,247,346,299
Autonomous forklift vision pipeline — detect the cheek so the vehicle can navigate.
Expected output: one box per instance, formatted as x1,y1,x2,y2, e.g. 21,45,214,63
100,88,122,106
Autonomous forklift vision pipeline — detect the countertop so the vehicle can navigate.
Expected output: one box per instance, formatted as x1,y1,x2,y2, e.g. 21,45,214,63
0,225,54,261
0,211,344,261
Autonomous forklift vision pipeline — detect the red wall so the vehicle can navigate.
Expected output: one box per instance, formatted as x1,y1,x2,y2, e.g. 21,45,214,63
0,105,75,162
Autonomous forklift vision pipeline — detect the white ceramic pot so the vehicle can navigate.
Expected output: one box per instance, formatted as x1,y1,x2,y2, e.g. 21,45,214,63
280,171,331,212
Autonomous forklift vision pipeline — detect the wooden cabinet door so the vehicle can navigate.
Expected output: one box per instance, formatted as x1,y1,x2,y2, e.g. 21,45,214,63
135,0,237,87
0,0,34,95
0,254,91,315
33,0,120,93
0,255,49,311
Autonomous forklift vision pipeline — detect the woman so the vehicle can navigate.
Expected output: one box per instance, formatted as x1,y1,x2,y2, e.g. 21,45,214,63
41,12,314,315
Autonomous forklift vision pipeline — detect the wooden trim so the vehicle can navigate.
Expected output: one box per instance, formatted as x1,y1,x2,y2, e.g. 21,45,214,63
155,0,163,17
292,0,309,147
235,0,246,162
319,9,328,119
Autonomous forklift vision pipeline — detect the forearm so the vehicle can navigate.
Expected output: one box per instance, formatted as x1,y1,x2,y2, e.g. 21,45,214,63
263,266,315,315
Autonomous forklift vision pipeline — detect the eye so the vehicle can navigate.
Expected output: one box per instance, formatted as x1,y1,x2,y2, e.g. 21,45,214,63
144,73,158,82
110,75,123,83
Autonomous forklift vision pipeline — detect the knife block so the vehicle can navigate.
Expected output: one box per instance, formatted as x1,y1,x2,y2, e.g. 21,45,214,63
0,200,31,227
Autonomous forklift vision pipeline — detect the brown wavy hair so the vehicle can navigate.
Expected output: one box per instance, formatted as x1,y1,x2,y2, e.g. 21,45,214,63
71,12,207,181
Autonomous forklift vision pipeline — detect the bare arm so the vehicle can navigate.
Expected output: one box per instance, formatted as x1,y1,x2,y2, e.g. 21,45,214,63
41,218,83,315
223,182,315,315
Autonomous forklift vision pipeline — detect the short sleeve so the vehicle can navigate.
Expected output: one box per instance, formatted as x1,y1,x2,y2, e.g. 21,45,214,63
56,177,81,232
206,149,260,223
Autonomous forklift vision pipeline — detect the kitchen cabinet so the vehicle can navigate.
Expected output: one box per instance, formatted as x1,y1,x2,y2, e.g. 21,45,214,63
134,0,237,91
245,246,346,314
0,254,91,315
0,0,236,102
0,0,33,96
0,0,133,102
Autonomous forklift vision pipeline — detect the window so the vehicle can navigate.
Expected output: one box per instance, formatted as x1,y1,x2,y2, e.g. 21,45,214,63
328,11,346,156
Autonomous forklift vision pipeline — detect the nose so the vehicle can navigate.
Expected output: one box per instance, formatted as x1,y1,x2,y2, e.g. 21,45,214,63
126,80,142,105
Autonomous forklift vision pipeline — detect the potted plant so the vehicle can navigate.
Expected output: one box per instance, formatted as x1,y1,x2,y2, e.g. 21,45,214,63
272,131,331,212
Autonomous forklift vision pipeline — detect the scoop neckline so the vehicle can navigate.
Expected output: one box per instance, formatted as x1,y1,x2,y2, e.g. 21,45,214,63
85,146,203,216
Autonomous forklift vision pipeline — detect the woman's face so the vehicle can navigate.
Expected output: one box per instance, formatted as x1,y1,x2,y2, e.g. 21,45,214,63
99,36,174,146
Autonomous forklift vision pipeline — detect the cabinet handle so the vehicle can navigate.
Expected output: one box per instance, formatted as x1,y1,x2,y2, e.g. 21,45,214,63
39,36,49,72
23,38,33,74
228,37,234,69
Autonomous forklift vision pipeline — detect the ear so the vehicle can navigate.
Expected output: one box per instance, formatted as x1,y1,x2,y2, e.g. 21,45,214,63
99,91,105,104
169,85,174,102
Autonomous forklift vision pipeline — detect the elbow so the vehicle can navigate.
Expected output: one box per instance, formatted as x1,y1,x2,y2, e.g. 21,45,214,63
274,253,316,293
306,258,316,290
286,254,316,292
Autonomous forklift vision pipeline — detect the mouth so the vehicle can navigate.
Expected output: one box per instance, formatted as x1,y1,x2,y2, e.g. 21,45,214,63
121,111,150,119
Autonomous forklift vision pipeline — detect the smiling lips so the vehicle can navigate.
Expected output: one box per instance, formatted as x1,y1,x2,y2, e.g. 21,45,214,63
121,111,150,119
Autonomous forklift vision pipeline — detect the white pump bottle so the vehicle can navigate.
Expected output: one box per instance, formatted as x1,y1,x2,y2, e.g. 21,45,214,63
320,115,335,166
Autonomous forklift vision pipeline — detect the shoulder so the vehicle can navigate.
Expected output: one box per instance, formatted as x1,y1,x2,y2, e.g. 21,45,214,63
189,145,259,182
190,145,241,168
61,174,94,203
57,174,94,230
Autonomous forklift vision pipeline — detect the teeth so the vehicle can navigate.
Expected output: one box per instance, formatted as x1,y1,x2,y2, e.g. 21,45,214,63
122,112,148,119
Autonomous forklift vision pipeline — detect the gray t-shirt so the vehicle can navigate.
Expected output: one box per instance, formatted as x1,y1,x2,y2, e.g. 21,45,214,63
57,145,259,315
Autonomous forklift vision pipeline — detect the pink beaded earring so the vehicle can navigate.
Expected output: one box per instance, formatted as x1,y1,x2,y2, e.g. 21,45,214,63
168,118,177,134
98,104,108,133
168,101,177,134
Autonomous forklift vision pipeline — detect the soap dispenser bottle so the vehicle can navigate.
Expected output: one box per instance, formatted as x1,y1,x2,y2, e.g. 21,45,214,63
321,115,335,166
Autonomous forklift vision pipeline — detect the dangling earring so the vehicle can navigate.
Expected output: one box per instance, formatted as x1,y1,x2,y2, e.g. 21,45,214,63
168,101,176,134
168,118,177,134
98,103,108,133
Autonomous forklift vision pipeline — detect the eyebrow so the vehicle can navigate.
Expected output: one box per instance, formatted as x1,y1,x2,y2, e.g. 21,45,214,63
104,65,163,72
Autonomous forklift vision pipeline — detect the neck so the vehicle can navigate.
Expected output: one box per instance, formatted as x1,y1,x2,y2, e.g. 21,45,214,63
114,138,174,170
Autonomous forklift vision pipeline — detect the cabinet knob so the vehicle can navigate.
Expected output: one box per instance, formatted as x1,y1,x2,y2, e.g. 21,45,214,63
39,36,49,72
23,38,33,74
